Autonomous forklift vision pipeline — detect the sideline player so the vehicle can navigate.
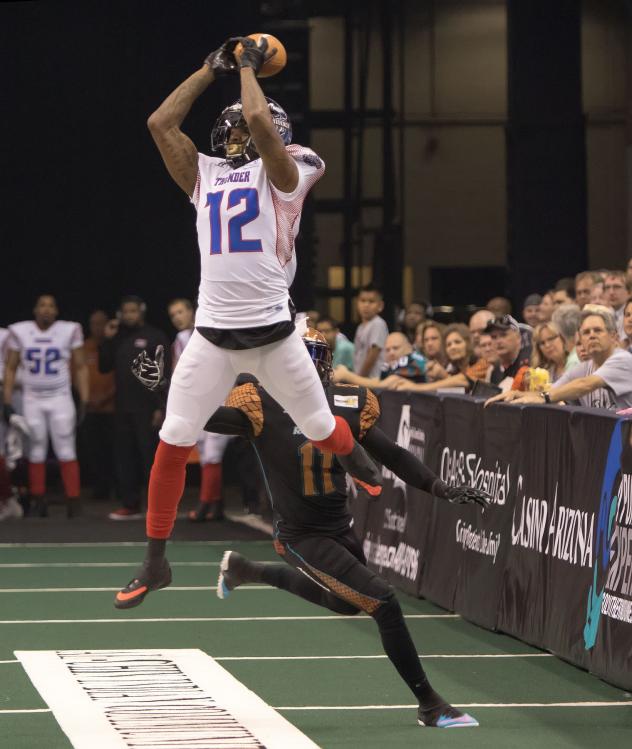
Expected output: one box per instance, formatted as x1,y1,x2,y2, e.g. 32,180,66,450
138,35,381,579
121,330,489,728
3,295,88,517
168,298,232,521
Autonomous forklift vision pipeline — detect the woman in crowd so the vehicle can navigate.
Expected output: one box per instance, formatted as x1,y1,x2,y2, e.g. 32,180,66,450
620,298,632,351
387,324,489,393
414,321,448,381
537,291,555,323
530,321,578,383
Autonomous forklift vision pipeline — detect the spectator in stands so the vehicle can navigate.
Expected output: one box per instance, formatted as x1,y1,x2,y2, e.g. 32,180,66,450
488,307,632,411
590,278,607,306
485,315,532,390
334,332,425,389
537,292,555,323
626,259,632,287
478,332,498,367
530,321,578,383
522,294,541,327
400,301,428,343
620,298,632,351
553,277,575,306
603,271,629,339
551,303,582,368
99,296,170,520
306,309,321,327
387,324,489,393
79,309,115,500
316,316,354,370
468,309,494,355
575,271,602,309
353,284,389,378
415,321,448,381
486,296,512,317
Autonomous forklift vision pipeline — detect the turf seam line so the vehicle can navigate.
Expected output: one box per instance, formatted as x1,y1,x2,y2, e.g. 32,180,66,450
274,701,632,710
0,540,271,548
0,613,458,624
0,586,267,592
213,653,554,661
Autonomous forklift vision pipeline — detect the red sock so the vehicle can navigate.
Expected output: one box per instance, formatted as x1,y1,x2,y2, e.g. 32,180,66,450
0,457,11,502
146,440,194,539
200,463,222,503
60,460,81,498
29,462,46,496
311,415,354,455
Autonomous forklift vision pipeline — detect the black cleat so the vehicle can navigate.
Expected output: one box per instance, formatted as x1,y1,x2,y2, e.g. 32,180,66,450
114,559,172,610
417,703,479,728
32,497,48,518
217,550,261,599
337,441,383,497
66,499,82,519
188,501,224,523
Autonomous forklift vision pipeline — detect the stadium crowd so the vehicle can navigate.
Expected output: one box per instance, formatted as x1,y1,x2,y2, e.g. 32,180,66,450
2,262,632,522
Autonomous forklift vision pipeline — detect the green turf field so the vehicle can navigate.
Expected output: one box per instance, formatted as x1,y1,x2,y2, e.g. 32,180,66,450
1,540,631,748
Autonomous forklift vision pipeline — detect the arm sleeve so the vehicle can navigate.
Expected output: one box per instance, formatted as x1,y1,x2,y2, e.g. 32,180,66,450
361,425,438,493
7,327,21,352
270,146,325,203
70,323,84,349
224,383,264,436
359,388,381,438
554,362,588,389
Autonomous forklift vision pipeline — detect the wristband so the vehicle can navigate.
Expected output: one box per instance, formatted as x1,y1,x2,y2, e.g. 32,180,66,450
542,391,551,404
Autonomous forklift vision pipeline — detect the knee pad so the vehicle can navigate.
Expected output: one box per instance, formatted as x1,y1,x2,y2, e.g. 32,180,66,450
159,414,198,447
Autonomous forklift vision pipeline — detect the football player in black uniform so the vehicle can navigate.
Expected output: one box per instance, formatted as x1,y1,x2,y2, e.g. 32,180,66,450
118,329,489,729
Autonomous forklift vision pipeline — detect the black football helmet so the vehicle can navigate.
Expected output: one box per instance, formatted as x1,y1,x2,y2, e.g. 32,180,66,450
210,97,292,168
303,328,333,386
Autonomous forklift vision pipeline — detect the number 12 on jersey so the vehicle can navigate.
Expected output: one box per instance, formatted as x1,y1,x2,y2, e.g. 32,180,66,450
206,188,263,255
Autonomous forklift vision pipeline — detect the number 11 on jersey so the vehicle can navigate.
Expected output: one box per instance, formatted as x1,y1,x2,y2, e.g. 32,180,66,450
206,188,263,255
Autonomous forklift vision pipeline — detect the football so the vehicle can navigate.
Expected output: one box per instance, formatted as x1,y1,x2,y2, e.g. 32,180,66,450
235,33,287,78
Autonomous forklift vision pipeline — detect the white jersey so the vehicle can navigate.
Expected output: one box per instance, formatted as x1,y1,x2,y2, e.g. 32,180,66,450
191,145,325,329
0,328,7,382
7,320,83,395
172,328,193,367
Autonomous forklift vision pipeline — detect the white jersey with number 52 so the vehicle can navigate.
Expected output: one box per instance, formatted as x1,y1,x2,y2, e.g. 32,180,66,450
7,320,83,395
191,144,325,330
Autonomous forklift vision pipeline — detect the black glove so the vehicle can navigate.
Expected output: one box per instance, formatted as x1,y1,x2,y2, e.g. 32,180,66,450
204,37,241,77
432,479,491,510
237,36,271,76
2,404,14,425
132,345,166,392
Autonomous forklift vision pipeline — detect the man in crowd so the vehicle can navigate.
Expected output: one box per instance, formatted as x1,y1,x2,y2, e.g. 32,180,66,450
353,284,389,378
486,297,512,317
603,271,629,339
551,304,582,369
485,315,532,389
477,332,498,367
79,309,115,500
552,278,575,307
468,309,494,357
488,307,632,411
335,331,425,388
316,316,354,369
400,302,428,343
521,294,541,327
99,296,170,519
575,272,602,309
3,295,88,517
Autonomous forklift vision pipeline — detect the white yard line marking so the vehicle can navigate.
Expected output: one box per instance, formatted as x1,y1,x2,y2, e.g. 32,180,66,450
0,614,457,625
0,540,270,548
0,586,266,593
0,659,18,664
275,701,632,710
215,653,554,661
0,708,51,714
16,649,318,748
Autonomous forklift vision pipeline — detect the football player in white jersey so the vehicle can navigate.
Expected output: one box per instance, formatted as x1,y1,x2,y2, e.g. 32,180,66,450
167,298,232,521
2,295,89,517
118,36,381,600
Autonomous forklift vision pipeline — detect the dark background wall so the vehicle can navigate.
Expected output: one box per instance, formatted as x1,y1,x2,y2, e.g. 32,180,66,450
0,0,259,328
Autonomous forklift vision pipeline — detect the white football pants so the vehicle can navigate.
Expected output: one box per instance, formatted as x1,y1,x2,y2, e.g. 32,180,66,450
197,431,233,465
160,329,336,447
23,390,77,462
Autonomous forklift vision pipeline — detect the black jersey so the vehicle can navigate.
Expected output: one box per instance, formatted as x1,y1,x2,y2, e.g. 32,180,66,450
223,382,380,541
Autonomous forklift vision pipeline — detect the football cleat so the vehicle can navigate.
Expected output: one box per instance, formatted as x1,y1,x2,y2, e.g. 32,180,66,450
217,550,260,599
114,559,172,610
417,703,479,728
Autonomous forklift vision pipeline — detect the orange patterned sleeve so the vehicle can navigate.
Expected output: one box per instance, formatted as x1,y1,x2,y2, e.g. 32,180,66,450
360,389,381,438
465,357,490,383
225,383,264,437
